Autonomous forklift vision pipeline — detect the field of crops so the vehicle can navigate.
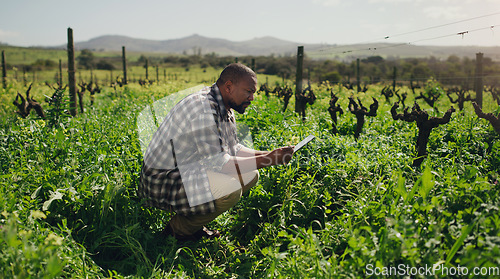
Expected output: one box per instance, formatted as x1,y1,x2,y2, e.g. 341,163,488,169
1,66,499,278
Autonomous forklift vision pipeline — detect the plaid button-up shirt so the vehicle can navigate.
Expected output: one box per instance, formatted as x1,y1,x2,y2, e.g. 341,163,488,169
139,84,243,215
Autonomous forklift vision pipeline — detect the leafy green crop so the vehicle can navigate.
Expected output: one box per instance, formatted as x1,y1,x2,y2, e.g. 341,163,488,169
0,74,499,278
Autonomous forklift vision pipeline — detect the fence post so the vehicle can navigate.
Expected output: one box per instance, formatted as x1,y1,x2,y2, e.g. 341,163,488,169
1,50,6,89
23,66,27,86
145,58,149,80
67,27,77,116
295,46,304,113
356,58,361,92
122,46,127,84
58,59,63,85
156,65,159,84
474,52,483,108
251,58,255,71
392,66,397,91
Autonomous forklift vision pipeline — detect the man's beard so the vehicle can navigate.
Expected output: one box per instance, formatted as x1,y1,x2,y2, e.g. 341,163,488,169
231,101,251,114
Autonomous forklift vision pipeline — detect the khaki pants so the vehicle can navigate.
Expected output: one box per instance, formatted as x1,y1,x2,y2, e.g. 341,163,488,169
169,170,259,236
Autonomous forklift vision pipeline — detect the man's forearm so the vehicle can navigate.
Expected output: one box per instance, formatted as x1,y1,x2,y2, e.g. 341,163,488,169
220,155,271,175
221,146,294,175
236,146,269,157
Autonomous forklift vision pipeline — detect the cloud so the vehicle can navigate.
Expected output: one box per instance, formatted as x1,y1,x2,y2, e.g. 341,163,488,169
312,0,341,7
368,0,415,3
423,6,466,20
0,29,19,38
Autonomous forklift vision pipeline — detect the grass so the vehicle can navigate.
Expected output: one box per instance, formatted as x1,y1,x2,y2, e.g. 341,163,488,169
0,69,499,278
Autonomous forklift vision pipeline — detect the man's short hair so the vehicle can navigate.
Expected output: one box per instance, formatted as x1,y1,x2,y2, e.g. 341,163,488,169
216,63,256,85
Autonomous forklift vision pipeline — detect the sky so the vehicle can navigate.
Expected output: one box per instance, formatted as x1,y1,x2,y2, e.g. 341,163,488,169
0,0,499,48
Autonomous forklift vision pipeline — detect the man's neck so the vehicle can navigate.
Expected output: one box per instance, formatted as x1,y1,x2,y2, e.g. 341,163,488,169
215,83,232,113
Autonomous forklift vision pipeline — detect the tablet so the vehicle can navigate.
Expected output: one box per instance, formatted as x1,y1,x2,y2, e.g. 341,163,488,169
293,135,315,153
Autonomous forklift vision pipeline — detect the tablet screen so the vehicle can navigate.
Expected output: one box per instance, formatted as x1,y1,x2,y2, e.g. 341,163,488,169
293,135,315,153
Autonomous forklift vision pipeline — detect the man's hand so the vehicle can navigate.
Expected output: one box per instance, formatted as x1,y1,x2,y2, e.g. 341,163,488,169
222,146,295,174
265,146,294,166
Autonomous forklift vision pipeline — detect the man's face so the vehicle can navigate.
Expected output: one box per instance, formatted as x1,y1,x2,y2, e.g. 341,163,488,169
228,76,257,114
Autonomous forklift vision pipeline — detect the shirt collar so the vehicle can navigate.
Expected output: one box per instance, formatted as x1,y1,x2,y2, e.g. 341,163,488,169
210,84,231,119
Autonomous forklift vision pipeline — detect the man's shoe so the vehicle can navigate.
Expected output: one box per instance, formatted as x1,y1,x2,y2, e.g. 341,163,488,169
162,224,220,242
199,226,220,239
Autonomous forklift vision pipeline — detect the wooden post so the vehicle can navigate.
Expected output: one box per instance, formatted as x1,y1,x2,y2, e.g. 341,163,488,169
251,58,255,71
356,58,361,92
474,52,483,108
67,27,77,116
122,46,127,84
156,65,159,84
1,50,6,89
392,66,397,91
58,59,62,85
23,66,27,86
145,58,149,80
295,46,304,113
163,69,166,81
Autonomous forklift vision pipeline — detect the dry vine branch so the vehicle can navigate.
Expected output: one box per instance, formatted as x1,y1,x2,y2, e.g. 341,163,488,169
446,86,474,111
86,80,101,106
381,85,398,103
359,83,368,93
13,83,45,118
414,85,441,110
342,80,354,90
45,82,67,105
391,102,455,167
296,84,316,120
77,81,87,113
395,91,408,109
472,102,500,134
258,83,270,97
45,81,66,92
348,96,378,139
328,92,343,135
485,86,500,106
279,86,293,112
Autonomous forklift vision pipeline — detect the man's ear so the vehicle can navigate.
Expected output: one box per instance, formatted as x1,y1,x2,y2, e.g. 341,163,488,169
224,80,233,95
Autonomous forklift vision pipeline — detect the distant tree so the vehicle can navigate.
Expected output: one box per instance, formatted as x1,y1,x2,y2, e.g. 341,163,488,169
96,59,115,70
362,56,384,64
138,55,148,64
31,59,57,71
320,71,341,84
163,56,180,65
77,49,95,70
412,62,432,80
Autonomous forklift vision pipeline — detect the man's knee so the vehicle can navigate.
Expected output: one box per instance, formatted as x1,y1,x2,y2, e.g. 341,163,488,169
214,187,241,213
208,170,259,212
242,170,259,193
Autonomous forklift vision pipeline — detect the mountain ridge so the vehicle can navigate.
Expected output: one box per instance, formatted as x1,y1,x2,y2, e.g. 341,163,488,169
56,34,500,60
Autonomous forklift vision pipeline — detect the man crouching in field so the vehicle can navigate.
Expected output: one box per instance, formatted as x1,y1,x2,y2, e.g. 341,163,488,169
139,63,294,241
